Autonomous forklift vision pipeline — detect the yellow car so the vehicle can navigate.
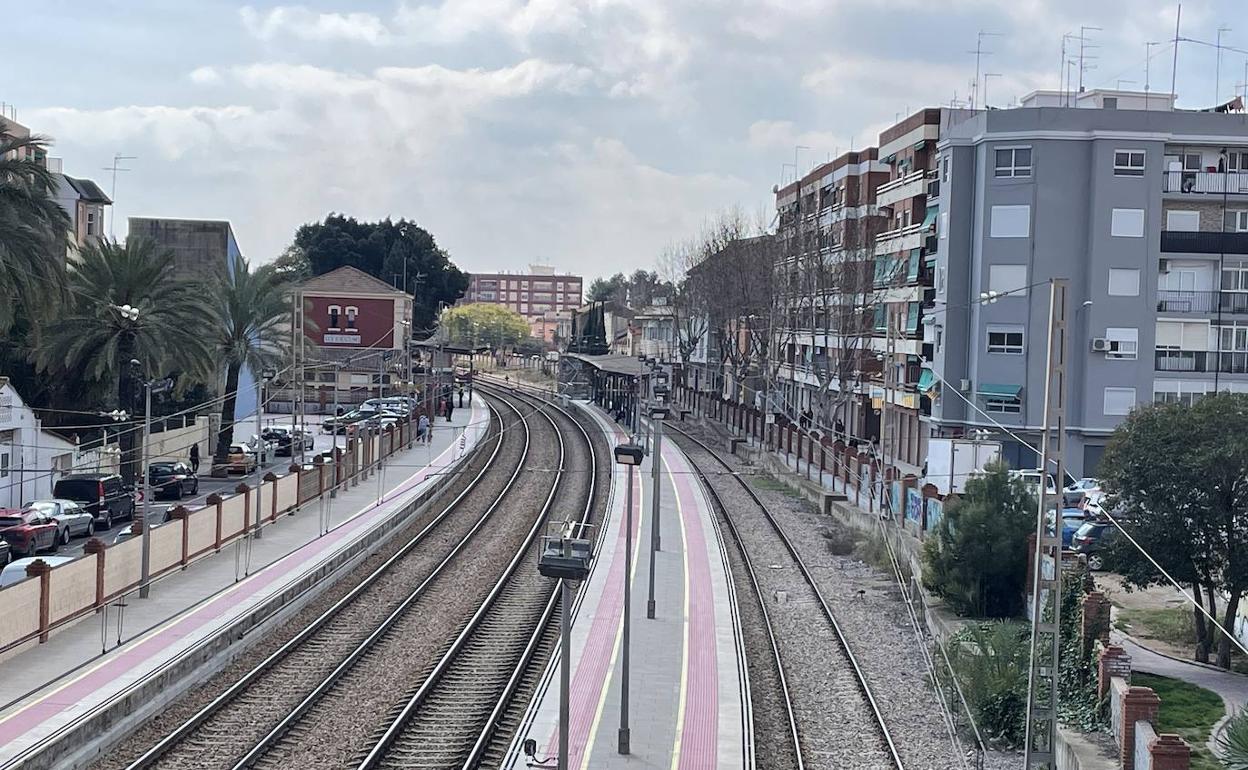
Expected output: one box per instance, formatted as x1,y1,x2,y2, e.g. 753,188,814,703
226,444,258,474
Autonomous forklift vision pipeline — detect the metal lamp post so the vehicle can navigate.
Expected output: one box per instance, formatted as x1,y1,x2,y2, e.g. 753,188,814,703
537,522,594,770
613,443,644,755
646,404,668,619
132,363,172,600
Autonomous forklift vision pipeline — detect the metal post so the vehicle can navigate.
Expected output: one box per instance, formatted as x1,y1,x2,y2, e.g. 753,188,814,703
559,578,572,770
619,464,633,755
291,291,299,464
331,365,340,498
1024,279,1069,769
646,415,662,619
254,379,264,540
138,381,153,598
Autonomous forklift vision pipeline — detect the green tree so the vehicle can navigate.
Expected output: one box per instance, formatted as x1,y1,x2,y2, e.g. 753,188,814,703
206,259,291,465
586,269,672,308
441,303,530,348
37,239,210,482
1101,392,1248,668
922,463,1035,617
0,122,70,333
1219,708,1248,768
270,244,310,281
293,215,468,331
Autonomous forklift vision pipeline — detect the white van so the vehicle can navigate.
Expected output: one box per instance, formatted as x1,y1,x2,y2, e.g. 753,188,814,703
1,556,76,588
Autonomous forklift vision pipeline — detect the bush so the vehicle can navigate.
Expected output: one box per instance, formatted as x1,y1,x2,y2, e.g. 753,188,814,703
922,463,1035,618
942,621,1030,747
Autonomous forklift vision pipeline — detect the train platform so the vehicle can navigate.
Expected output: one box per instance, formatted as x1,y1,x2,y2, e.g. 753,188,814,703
0,395,489,768
506,403,749,769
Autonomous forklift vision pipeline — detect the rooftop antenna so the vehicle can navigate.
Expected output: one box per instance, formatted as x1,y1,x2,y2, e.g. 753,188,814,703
1171,4,1182,103
1215,24,1232,104
984,73,1002,108
1060,33,1081,106
968,30,1002,109
102,153,137,240
1078,25,1102,92
1145,41,1162,110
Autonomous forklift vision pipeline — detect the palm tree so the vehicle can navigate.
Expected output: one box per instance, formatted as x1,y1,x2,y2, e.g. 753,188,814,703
0,123,70,332
205,259,291,467
38,238,210,482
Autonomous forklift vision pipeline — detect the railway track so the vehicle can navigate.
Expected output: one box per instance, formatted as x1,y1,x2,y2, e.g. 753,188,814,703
108,389,574,770
668,424,904,770
355,383,600,770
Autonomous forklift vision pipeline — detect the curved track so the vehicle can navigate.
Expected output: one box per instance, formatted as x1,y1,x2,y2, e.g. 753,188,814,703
355,383,600,770
667,424,904,770
106,388,592,770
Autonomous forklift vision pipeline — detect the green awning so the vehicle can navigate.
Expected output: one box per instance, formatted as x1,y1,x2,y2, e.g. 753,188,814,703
913,139,928,150
917,368,936,392
977,383,1021,398
921,207,938,229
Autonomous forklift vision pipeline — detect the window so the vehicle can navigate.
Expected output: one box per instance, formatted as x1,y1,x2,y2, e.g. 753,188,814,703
86,209,99,235
327,304,341,330
990,205,1030,238
1114,149,1145,176
1183,153,1202,171
1225,211,1248,232
345,306,358,329
0,452,7,479
942,155,950,183
1103,387,1137,416
1154,380,1208,406
1105,327,1139,360
1107,268,1141,296
1155,320,1209,350
1223,259,1248,292
985,396,1022,414
994,147,1032,178
1167,210,1200,232
987,325,1025,354
1218,322,1248,352
1111,208,1145,237
988,264,1028,296
1103,97,1119,110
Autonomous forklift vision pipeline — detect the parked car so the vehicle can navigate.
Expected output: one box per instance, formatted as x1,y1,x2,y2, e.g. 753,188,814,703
24,499,95,543
149,461,199,500
322,409,375,434
1009,470,1058,497
0,555,75,587
1059,509,1092,547
247,434,278,462
0,540,9,565
226,444,258,474
263,427,315,456
1071,520,1117,570
1065,477,1102,494
0,508,61,557
51,473,136,530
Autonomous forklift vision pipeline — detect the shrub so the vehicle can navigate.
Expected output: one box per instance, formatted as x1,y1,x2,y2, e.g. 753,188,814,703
922,463,1035,618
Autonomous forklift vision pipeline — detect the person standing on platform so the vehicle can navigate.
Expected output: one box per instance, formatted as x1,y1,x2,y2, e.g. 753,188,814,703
418,413,430,443
445,397,455,423
189,443,200,473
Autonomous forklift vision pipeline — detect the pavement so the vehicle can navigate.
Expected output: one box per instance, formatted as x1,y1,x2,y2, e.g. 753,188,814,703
0,397,486,767
506,403,747,770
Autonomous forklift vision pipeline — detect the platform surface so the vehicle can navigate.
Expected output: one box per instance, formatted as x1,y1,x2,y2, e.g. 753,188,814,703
0,396,488,766
508,403,748,769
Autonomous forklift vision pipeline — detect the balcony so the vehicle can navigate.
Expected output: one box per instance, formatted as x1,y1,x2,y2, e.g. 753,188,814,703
874,222,927,256
1163,171,1248,195
1155,349,1248,374
876,170,927,209
1161,231,1248,255
1157,290,1248,314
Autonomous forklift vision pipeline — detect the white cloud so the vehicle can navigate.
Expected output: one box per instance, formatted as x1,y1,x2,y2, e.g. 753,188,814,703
747,120,848,157
239,5,391,45
188,66,221,85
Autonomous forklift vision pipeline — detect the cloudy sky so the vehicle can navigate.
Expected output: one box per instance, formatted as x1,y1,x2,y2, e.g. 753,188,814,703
6,1,1243,280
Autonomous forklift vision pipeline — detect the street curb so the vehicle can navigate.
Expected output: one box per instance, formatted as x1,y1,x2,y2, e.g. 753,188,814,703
1111,623,1248,678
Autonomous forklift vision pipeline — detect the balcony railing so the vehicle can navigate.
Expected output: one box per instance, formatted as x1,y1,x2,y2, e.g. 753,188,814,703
1161,231,1248,254
1155,349,1248,374
1162,170,1248,195
1157,290,1248,314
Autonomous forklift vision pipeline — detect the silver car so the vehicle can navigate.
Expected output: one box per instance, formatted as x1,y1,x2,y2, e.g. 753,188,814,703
25,499,96,544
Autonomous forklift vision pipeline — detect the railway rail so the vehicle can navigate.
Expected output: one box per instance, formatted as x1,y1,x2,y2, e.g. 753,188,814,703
667,423,904,770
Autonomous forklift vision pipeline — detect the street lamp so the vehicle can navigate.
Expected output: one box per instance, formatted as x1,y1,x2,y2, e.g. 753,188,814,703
98,410,128,473
646,405,668,619
612,442,643,755
538,521,594,770
132,360,172,599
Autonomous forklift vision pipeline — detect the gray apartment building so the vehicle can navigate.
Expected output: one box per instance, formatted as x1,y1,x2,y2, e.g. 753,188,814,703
127,218,243,284
929,89,1248,475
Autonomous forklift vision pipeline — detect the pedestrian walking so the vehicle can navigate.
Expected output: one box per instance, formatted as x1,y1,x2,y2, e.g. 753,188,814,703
457,385,465,408
189,443,200,473
445,398,455,423
418,413,431,443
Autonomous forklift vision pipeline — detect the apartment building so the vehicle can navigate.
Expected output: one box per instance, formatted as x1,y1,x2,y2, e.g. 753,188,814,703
127,218,243,284
463,266,583,320
929,89,1248,475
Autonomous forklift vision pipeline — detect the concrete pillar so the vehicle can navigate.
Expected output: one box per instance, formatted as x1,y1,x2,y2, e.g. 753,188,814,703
168,506,190,566
84,538,106,608
28,559,52,642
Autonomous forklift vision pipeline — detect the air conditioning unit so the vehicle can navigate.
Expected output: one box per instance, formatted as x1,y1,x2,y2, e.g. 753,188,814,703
1159,259,1171,273
1091,337,1110,352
